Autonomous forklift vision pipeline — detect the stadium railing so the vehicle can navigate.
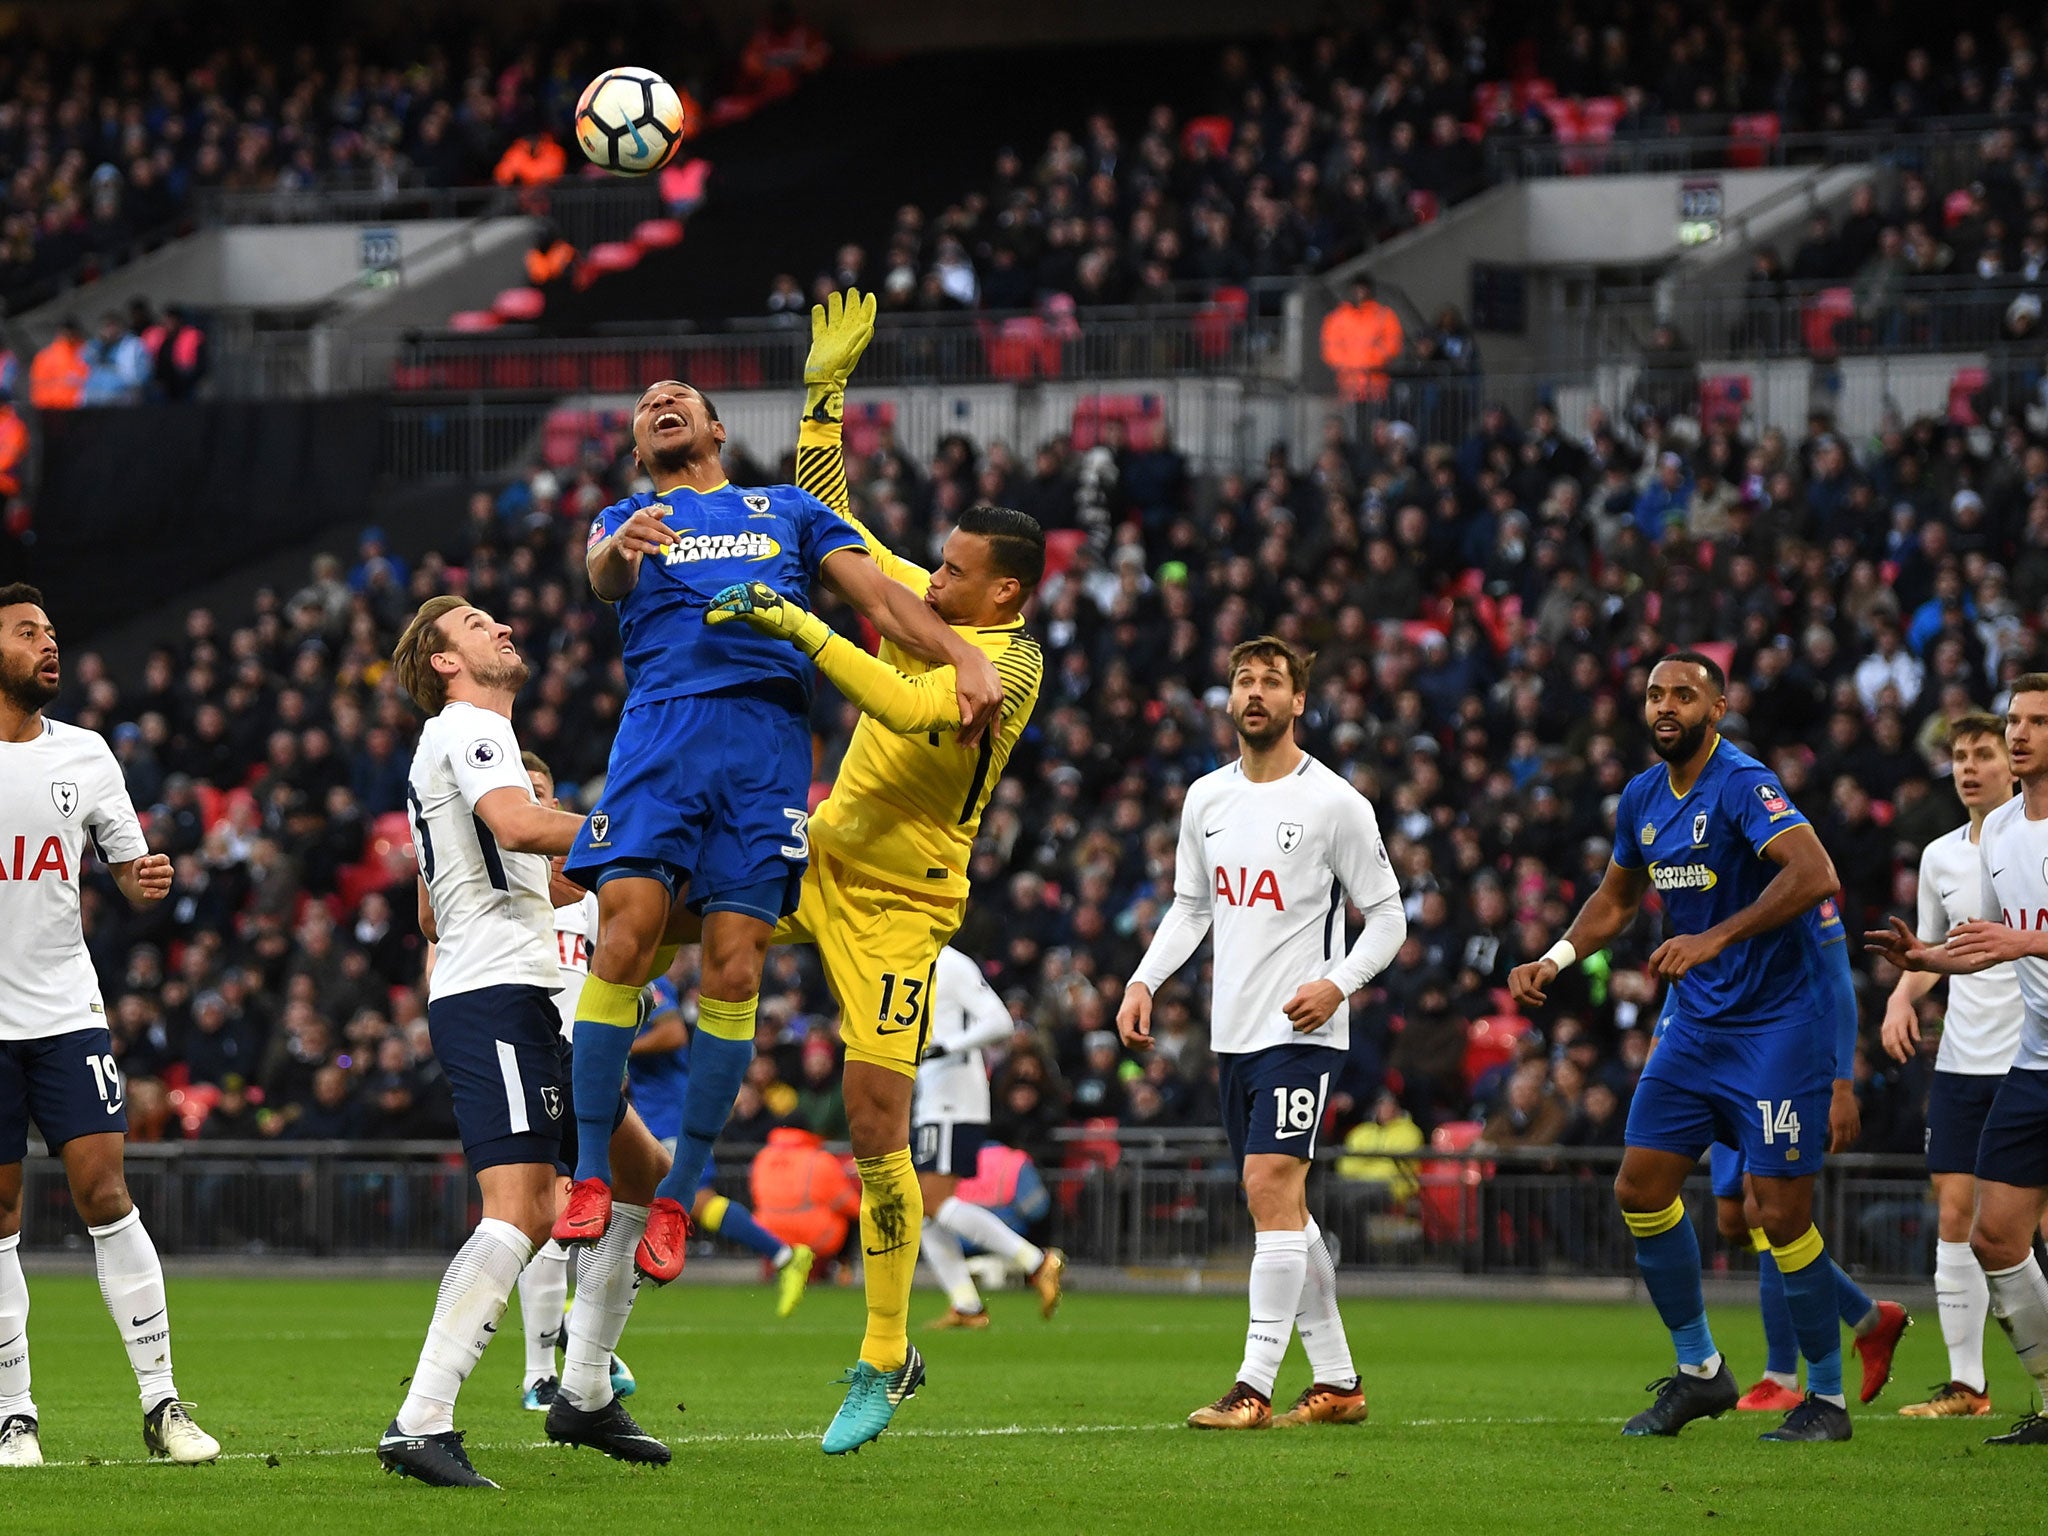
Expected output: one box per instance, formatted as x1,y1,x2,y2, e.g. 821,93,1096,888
1484,125,2000,184
191,180,667,250
18,1138,1937,1284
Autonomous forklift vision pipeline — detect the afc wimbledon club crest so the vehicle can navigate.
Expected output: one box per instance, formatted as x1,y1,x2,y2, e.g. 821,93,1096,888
51,782,77,818
1277,822,1303,854
1692,811,1708,845
588,812,611,847
743,494,771,513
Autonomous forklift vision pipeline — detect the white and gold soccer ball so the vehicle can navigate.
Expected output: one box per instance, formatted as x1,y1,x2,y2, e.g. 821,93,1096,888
574,67,690,176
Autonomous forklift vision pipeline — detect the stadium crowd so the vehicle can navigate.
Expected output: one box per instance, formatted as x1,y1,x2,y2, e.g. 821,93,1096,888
51,376,2038,1182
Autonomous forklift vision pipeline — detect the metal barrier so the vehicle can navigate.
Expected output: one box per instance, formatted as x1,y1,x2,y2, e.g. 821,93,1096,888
382,401,559,481
1486,125,2002,184
15,1138,1939,1284
1643,278,2037,360
192,181,664,250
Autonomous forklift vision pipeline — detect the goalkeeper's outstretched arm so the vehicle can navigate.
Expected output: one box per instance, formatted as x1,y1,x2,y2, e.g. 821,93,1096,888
707,581,961,736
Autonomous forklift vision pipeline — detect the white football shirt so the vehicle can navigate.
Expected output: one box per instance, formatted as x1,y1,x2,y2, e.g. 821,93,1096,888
0,719,147,1040
1976,796,2048,1072
551,890,601,1040
913,946,1012,1126
407,701,558,1002
1133,754,1401,1055
1918,822,2022,1074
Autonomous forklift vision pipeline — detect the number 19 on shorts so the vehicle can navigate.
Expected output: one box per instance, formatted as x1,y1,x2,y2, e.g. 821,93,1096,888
1755,1098,1800,1146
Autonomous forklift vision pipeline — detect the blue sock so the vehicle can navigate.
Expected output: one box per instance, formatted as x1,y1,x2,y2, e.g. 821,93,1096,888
1628,1203,1717,1367
1774,1230,1845,1399
655,1027,752,1204
570,1009,637,1183
1757,1250,1800,1376
1832,1260,1875,1331
709,1197,788,1262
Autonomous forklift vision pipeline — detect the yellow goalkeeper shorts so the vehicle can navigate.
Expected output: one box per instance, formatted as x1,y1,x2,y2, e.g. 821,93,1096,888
773,850,964,1078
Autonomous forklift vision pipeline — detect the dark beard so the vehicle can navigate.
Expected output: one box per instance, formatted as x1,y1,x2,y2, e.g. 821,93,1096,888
472,656,530,693
642,438,693,475
1651,717,1710,763
1234,711,1293,751
0,654,56,712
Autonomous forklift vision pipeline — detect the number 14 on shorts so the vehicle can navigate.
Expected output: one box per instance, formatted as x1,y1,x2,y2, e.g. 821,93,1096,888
1755,1098,1800,1145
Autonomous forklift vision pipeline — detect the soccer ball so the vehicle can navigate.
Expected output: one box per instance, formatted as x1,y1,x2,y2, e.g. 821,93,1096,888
575,67,689,176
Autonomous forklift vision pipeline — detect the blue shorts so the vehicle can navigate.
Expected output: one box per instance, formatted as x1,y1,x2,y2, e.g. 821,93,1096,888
431,985,613,1174
1217,1044,1338,1165
1626,1015,1829,1180
913,1118,986,1177
1928,1070,2004,1176
565,690,811,923
1708,1141,1746,1200
1976,1067,2048,1189
0,1027,126,1161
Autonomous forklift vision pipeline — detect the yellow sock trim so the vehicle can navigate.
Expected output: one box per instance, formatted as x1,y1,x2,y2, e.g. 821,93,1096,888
1771,1224,1826,1273
648,943,681,983
698,1193,729,1235
1623,1198,1688,1238
1749,1227,1772,1255
697,994,757,1042
855,1147,921,1372
576,974,642,1027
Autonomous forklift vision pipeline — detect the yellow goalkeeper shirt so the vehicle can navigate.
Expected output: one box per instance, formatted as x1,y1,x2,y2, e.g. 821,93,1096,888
796,425,1041,898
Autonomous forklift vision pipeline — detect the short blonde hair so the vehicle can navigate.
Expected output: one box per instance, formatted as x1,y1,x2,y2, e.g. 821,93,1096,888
392,595,470,714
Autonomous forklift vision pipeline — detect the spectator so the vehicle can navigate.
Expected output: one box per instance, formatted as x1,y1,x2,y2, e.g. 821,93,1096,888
28,318,88,411
81,311,150,405
1321,276,1405,405
492,127,568,187
749,1124,861,1266
1336,1089,1424,1201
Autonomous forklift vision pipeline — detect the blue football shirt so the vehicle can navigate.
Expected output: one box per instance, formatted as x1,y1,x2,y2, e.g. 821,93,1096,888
627,976,690,1143
591,480,865,710
1612,736,1825,1031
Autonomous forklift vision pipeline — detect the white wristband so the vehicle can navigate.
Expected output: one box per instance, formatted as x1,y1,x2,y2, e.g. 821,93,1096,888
1541,939,1578,972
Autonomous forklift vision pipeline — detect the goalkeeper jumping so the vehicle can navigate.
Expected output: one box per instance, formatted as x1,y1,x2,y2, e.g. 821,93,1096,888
707,288,1050,1455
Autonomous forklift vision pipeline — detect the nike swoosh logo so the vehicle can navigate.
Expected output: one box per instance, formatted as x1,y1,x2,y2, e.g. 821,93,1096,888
130,1309,164,1328
1272,1128,1311,1140
0,1333,21,1350
1205,828,1224,838
874,1023,914,1035
865,1242,913,1257
1995,868,2007,877
482,1322,497,1334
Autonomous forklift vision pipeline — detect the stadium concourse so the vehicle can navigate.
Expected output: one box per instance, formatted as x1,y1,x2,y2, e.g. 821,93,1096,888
50,391,2020,1209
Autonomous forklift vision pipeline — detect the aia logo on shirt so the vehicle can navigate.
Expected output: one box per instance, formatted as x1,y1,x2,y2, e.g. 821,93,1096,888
0,835,69,882
1215,867,1284,910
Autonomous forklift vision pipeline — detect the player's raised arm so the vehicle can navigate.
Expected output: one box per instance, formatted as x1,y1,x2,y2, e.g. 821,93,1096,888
1508,858,1652,1008
586,505,677,601
1120,788,1218,1049
1649,821,1837,981
818,546,1002,744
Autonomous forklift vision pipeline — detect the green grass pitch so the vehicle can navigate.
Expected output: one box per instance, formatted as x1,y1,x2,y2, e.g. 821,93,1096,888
0,1271,2038,1535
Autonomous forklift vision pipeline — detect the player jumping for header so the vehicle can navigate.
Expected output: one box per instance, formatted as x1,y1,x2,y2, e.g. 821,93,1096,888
1512,651,1856,1442
554,367,1001,1289
1115,636,1406,1430
0,585,217,1470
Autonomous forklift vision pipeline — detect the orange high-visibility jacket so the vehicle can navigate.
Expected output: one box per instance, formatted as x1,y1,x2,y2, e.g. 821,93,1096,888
1321,299,1404,402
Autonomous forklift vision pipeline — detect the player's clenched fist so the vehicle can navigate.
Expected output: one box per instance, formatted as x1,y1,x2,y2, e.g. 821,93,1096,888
1507,958,1557,1008
953,650,1003,747
607,507,675,559
1115,980,1154,1050
130,852,173,902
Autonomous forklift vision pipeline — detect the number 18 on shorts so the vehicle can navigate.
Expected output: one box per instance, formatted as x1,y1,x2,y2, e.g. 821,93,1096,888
1218,1044,1335,1164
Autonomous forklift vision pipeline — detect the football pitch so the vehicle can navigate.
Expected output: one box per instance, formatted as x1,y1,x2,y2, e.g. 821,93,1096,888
0,1272,2039,1535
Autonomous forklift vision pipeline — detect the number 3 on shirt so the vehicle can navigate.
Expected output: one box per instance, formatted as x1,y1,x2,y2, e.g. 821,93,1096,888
1755,1098,1800,1146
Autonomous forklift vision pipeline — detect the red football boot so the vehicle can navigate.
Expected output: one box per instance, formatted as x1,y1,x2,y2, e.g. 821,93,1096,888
634,1196,692,1284
1855,1300,1911,1404
552,1177,613,1246
1735,1378,1805,1412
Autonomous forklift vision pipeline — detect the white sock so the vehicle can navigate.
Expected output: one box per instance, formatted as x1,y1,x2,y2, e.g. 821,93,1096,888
1763,1369,1799,1389
89,1208,176,1413
518,1240,570,1384
1238,1229,1309,1398
1294,1219,1357,1388
920,1219,983,1313
1986,1253,2048,1390
937,1196,1044,1275
396,1217,533,1436
0,1234,31,1421
560,1202,648,1412
1678,1352,1723,1380
1936,1239,1990,1393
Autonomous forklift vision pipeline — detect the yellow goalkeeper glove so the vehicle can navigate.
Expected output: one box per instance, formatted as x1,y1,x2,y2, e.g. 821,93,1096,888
706,581,833,658
804,286,875,425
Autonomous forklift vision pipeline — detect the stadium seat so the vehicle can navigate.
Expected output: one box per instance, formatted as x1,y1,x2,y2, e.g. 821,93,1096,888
490,286,546,323
1181,114,1234,158
447,310,500,333
1192,286,1248,360
843,400,897,458
1042,528,1090,581
1463,1014,1531,1090
1943,188,1977,229
1802,286,1855,358
632,218,685,251
1070,393,1165,451
1417,1121,1487,1245
1727,112,1780,168
586,241,642,274
1407,189,1441,225
1948,366,1991,426
170,1082,221,1138
1698,373,1751,430
983,316,1051,380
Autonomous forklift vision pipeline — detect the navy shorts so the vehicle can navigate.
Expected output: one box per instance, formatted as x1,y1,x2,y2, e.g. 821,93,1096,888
1976,1067,2048,1189
1928,1070,2004,1177
912,1119,986,1177
1708,1141,1746,1200
0,1027,127,1162
1217,1044,1338,1165
565,690,811,924
1626,1015,1829,1180
428,985,582,1174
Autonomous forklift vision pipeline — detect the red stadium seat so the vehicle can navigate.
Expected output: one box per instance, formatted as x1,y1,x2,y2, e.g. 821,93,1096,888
1698,373,1751,430
447,310,499,333
1943,188,1977,229
843,400,897,458
1417,1121,1488,1244
983,316,1049,380
1070,393,1164,451
491,286,546,323
1802,286,1854,358
1728,112,1780,169
1408,189,1441,225
1042,528,1089,581
632,218,684,250
1949,366,1990,425
1192,286,1248,360
1463,1014,1532,1090
171,1082,220,1138
586,241,641,274
1181,114,1234,158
